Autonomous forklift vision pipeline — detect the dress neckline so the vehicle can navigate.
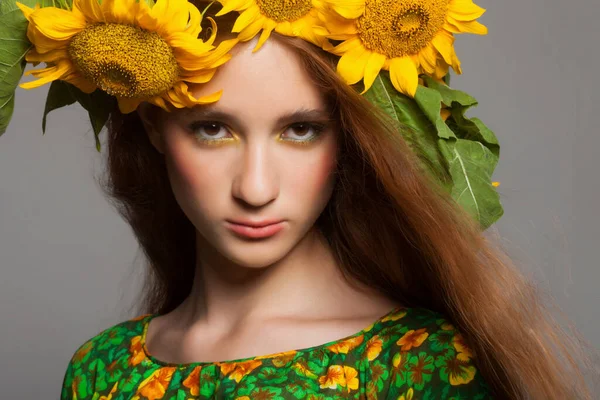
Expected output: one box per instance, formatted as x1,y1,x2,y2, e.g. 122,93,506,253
139,306,404,369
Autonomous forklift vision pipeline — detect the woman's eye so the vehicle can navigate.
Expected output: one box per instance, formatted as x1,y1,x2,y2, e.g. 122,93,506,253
190,122,231,141
282,123,324,143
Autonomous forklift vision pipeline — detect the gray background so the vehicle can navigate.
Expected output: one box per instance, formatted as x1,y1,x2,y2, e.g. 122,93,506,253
1,0,598,397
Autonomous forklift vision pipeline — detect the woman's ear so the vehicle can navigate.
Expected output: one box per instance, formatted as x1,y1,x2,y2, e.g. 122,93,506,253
137,103,165,154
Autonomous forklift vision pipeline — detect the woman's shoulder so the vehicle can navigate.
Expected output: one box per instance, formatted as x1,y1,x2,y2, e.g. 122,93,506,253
67,313,151,363
357,306,494,399
60,313,152,398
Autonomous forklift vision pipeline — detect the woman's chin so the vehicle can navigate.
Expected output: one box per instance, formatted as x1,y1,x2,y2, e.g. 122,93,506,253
220,240,291,270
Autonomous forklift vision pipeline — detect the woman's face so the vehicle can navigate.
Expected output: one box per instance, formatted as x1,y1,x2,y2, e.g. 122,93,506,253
150,37,339,269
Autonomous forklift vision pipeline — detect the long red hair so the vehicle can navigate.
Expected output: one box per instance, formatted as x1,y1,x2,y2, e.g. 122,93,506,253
100,5,598,398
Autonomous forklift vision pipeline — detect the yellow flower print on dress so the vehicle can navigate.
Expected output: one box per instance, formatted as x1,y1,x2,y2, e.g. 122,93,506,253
128,335,146,367
182,365,202,396
382,309,408,322
96,382,119,400
398,387,414,400
397,328,429,351
291,361,318,378
327,334,364,353
321,0,488,97
16,0,237,113
344,365,360,392
218,359,263,382
452,333,474,360
132,366,177,400
366,335,384,360
318,365,346,389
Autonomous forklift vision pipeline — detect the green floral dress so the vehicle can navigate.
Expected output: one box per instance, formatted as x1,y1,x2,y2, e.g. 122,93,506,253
61,306,494,399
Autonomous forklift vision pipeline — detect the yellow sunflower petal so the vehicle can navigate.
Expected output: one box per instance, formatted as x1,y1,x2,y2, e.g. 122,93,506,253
449,49,462,75
448,0,486,20
324,0,365,19
147,96,170,112
253,19,277,52
25,48,68,63
417,44,438,75
117,97,143,114
232,5,261,33
139,0,190,36
389,57,418,97
75,0,105,23
337,45,370,85
431,30,455,66
101,0,140,25
286,14,329,47
168,32,216,60
183,69,217,83
446,16,488,35
362,52,386,93
165,82,223,108
434,58,451,79
331,36,362,56
20,59,73,89
27,7,86,41
15,2,35,19
237,17,266,42
62,72,97,93
321,15,357,41
173,36,236,72
216,0,253,16
184,2,202,37
198,38,238,69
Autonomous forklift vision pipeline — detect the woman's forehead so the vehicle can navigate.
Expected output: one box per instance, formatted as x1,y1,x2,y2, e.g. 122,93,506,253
189,37,327,118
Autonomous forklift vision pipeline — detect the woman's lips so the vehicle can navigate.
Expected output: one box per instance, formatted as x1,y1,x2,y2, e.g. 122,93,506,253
225,221,285,239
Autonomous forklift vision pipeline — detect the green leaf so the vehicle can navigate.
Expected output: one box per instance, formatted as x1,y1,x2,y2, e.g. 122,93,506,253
422,76,477,109
421,75,500,157
413,84,456,139
43,81,76,134
448,110,499,158
439,138,503,229
0,0,65,136
363,73,452,191
65,84,115,152
40,80,115,151
0,0,33,136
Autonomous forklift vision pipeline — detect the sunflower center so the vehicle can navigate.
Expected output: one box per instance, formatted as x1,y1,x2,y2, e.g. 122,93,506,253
67,23,179,98
254,0,313,23
357,0,449,58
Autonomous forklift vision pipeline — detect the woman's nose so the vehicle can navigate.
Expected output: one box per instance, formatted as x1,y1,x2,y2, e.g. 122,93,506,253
231,142,279,208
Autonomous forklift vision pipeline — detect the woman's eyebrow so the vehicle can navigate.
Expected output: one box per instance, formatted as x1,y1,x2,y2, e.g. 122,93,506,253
182,107,333,130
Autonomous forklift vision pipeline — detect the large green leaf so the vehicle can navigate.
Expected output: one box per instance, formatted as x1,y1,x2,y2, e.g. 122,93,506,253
42,80,76,134
0,0,33,136
413,84,456,139
439,138,503,230
42,80,115,151
422,76,500,157
0,0,62,136
448,109,499,157
68,85,115,152
363,73,452,191
364,72,503,229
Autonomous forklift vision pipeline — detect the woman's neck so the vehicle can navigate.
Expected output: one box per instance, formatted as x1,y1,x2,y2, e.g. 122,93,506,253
174,227,392,333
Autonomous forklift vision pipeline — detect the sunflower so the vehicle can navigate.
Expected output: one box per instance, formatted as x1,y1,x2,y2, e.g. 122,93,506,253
16,0,238,113
215,0,329,51
321,0,488,97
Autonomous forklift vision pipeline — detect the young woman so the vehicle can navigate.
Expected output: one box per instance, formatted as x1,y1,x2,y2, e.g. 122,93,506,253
7,0,596,398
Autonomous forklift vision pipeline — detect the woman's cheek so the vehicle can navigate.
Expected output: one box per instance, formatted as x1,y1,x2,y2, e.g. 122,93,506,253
290,147,337,202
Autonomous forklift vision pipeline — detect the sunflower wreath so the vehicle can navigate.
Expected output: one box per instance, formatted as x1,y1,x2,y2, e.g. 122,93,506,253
0,0,502,229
